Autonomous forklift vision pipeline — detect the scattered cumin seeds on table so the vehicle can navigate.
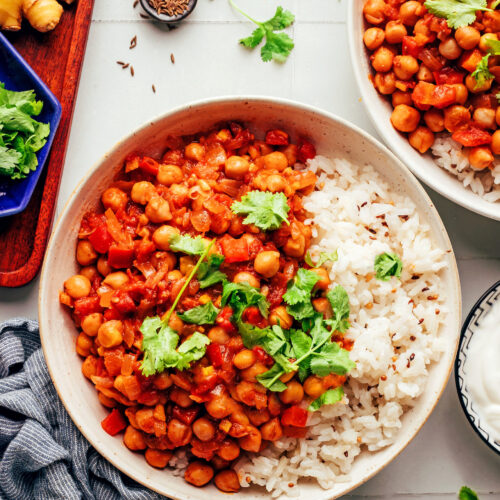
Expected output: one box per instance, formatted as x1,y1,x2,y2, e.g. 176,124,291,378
152,84,156,93
130,65,135,76
140,13,149,19
170,53,175,63
130,35,137,49
122,63,129,69
133,0,139,7
116,60,125,66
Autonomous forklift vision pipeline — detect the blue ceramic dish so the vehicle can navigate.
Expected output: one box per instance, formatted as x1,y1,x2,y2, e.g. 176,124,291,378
455,279,500,456
0,32,62,218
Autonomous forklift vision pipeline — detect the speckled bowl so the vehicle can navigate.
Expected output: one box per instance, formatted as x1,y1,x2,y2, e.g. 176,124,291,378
456,279,500,456
39,97,461,499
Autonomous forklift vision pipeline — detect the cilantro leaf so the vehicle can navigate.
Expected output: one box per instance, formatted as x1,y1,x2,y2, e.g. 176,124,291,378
175,332,211,370
326,285,350,333
305,250,338,268
459,486,479,500
221,281,269,319
283,268,319,321
486,37,500,55
308,387,344,411
424,0,492,29
374,252,403,281
471,54,494,89
177,302,219,325
197,254,227,289
231,191,290,231
310,341,356,377
169,234,207,255
230,2,295,63
0,146,21,176
256,363,287,392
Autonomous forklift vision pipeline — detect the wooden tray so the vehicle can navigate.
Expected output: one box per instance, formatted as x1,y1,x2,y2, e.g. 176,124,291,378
0,0,94,287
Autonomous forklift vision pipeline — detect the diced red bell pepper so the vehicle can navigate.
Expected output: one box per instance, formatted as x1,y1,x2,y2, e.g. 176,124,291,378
88,223,114,254
218,236,250,263
452,124,492,147
281,405,309,427
139,156,159,176
101,409,127,436
242,306,265,327
433,67,465,85
402,36,421,58
172,406,199,425
265,129,289,146
206,344,226,368
432,84,457,109
108,244,134,269
112,291,136,315
412,82,456,110
297,139,316,163
460,49,483,73
73,296,101,318
252,346,274,366
215,306,236,334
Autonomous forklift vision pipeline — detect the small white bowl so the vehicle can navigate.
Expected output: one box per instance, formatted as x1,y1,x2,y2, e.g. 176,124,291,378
348,0,500,221
39,97,461,500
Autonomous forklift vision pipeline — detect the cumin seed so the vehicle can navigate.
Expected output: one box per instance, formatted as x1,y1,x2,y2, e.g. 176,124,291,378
140,13,149,19
130,65,135,76
122,63,129,69
116,60,125,66
130,35,137,49
152,84,156,93
170,53,175,64
133,0,139,7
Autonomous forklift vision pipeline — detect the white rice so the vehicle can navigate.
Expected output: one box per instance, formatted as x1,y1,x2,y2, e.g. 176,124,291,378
431,135,500,202
234,156,448,497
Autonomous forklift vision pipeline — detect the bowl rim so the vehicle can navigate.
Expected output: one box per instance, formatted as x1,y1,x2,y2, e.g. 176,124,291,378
455,278,500,457
39,95,462,499
347,1,500,222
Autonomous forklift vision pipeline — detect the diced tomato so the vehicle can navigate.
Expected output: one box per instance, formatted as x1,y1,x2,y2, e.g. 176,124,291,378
124,153,140,173
452,124,492,147
116,374,142,401
172,406,199,425
73,296,101,318
104,308,124,321
206,344,226,368
191,438,221,460
265,129,289,146
215,306,236,334
88,223,113,253
460,49,483,73
267,272,289,308
227,128,254,151
282,425,308,438
395,80,416,92
432,84,456,109
108,244,134,269
139,156,159,176
218,236,250,263
191,373,220,395
101,409,127,436
242,306,265,327
297,139,316,163
252,345,274,366
402,36,421,58
281,405,309,427
135,238,156,261
433,67,464,85
137,390,160,406
104,349,124,376
412,82,456,110
112,290,136,315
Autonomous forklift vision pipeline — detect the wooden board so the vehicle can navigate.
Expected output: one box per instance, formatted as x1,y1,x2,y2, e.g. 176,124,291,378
0,0,94,287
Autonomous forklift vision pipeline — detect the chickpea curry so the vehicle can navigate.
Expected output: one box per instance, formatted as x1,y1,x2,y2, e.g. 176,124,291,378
363,0,500,170
59,124,356,492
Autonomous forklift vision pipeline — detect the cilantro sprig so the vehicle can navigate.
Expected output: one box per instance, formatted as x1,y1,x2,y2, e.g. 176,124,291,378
229,0,295,63
178,302,220,325
197,254,227,289
424,0,495,29
374,252,403,281
471,54,494,89
304,250,338,268
459,486,479,500
283,268,320,321
308,386,344,411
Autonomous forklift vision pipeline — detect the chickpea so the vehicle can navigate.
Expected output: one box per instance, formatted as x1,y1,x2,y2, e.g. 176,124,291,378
280,143,298,165
97,320,123,348
469,146,494,170
152,225,180,251
123,425,146,451
76,240,97,266
167,418,192,447
145,196,172,223
260,418,283,442
246,408,270,426
312,297,331,316
97,256,111,277
393,55,419,80
279,371,295,383
371,46,394,73
269,306,293,329
153,372,173,390
450,83,468,105
455,26,480,50
262,151,288,171
208,326,230,345
214,470,240,493
193,417,216,442
168,313,184,333
414,18,431,37
399,1,422,26
239,425,262,453
466,74,492,93
206,395,233,419
145,449,172,469
79,266,98,282
157,164,183,186
81,355,97,379
225,155,250,179
364,27,385,51
253,251,280,278
438,37,462,60
81,313,103,336
185,462,214,487
279,380,304,405
170,387,193,408
496,107,500,127
363,0,386,25
131,181,156,205
76,332,93,357
64,274,91,299
103,271,129,289
491,130,500,155
479,33,498,52
473,107,496,129
385,21,406,45
304,376,327,399
311,267,331,291
424,109,445,132
98,392,117,408
373,72,396,94
417,64,434,83
266,174,287,193
233,349,256,370
167,270,183,281
233,271,260,288
392,90,412,107
390,104,420,133
101,187,128,212
179,256,195,276
217,440,240,461
240,362,268,382
185,142,205,162
444,105,470,132
408,126,435,154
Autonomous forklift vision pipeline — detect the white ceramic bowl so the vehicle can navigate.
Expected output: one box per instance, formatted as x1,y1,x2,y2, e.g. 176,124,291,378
39,97,462,500
348,1,500,221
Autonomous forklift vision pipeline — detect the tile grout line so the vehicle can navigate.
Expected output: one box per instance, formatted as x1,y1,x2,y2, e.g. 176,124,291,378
89,19,347,24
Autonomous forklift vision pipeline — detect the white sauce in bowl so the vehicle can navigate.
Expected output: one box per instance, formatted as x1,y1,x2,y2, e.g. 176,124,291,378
466,299,500,438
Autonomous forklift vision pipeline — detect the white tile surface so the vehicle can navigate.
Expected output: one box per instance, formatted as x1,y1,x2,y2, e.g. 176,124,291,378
1,0,500,497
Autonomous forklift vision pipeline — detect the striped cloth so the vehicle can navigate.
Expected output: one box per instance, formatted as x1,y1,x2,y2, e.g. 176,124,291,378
0,319,166,500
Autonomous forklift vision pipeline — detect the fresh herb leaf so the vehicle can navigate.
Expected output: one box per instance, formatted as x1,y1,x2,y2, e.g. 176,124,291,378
169,234,207,255
197,254,227,288
229,1,295,63
471,53,494,89
283,268,320,321
424,0,492,29
308,387,344,411
305,250,338,268
0,146,21,176
177,302,220,325
256,363,288,392
310,341,356,377
459,486,479,500
231,191,290,231
374,252,403,281
326,285,350,333
176,332,211,370
486,37,500,55
221,281,269,319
